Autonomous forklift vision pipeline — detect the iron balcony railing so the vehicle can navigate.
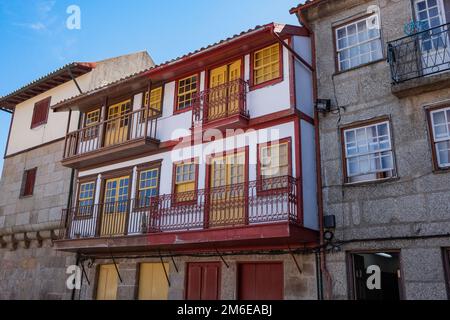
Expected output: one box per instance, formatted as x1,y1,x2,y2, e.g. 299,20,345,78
59,176,299,240
192,78,249,127
63,107,160,160
387,22,450,83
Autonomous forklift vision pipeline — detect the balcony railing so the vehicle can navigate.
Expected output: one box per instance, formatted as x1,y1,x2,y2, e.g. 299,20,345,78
63,107,159,160
192,79,249,127
388,22,450,83
59,176,299,240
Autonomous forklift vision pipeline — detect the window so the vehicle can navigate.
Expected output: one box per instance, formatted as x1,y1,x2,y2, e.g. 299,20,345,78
21,168,37,197
430,107,450,169
174,162,196,202
31,97,51,128
259,141,290,190
253,43,281,86
144,87,163,115
137,168,159,207
176,75,198,111
343,121,395,183
77,181,95,217
83,109,100,140
335,16,383,71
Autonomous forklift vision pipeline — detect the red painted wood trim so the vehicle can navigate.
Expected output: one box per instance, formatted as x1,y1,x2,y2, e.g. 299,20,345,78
256,137,293,196
173,72,201,115
294,119,303,225
171,157,200,206
249,41,284,91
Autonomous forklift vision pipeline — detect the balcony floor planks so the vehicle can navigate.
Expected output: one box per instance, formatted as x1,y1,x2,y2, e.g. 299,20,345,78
53,222,319,254
61,137,160,169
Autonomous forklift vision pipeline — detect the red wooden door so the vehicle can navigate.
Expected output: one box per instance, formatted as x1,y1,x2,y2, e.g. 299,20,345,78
238,263,284,300
186,263,221,300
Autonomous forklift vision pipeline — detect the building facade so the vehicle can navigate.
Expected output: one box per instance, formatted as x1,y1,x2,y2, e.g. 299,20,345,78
1,23,321,300
0,52,155,299
292,0,450,300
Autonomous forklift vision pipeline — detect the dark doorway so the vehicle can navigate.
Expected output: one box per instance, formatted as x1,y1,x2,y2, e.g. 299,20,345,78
350,252,402,300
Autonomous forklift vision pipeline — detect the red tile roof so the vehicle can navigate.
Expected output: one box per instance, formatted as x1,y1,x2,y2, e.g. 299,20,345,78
289,0,327,14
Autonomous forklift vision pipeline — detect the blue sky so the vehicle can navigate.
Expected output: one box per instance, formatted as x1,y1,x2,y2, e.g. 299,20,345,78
0,0,300,170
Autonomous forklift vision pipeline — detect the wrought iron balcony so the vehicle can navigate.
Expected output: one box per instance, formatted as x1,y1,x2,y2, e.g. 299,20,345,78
387,23,450,84
61,107,160,168
192,79,249,129
59,176,299,241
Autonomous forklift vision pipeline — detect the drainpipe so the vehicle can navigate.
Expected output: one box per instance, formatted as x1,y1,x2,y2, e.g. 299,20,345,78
296,9,332,300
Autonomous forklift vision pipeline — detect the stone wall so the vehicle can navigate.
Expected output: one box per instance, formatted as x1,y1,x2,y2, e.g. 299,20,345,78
302,0,450,299
0,139,76,300
78,254,318,300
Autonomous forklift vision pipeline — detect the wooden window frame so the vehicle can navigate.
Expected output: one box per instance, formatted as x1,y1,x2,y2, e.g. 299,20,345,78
31,97,51,129
74,179,97,220
171,158,199,206
98,168,133,206
20,167,37,198
135,161,162,210
82,108,101,141
256,137,292,195
249,42,284,91
173,73,200,115
340,118,397,185
142,86,164,122
426,105,450,172
332,14,384,74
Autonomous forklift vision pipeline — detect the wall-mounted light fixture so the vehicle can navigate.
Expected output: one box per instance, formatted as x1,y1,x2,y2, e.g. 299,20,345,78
315,99,332,113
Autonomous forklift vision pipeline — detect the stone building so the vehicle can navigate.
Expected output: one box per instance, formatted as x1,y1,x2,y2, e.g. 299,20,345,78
291,0,450,300
0,52,155,299
0,22,321,300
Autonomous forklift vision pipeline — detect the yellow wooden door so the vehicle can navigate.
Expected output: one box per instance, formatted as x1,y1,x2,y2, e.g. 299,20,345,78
138,263,169,300
227,60,241,114
105,100,131,147
208,65,228,121
101,176,129,236
210,152,246,227
96,264,118,300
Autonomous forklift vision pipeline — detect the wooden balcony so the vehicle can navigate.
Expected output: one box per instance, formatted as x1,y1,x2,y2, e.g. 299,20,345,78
61,108,160,168
388,23,450,97
192,79,249,131
54,176,318,253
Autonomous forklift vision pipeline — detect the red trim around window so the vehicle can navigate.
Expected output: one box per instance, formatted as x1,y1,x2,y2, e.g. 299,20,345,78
249,42,284,91
31,97,51,129
171,157,200,206
256,137,293,196
173,73,201,115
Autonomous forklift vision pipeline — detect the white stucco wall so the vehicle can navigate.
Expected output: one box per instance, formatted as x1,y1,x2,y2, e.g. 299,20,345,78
293,36,315,118
6,73,92,155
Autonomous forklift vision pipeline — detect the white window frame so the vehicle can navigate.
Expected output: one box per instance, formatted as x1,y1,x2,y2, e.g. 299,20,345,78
430,106,450,168
335,15,383,71
343,120,395,182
